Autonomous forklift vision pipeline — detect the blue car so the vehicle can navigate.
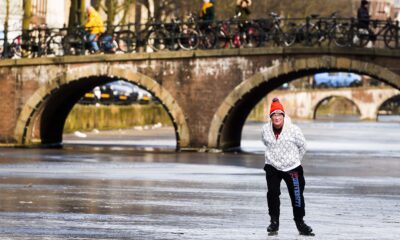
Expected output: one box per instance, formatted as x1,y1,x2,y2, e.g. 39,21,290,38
314,72,362,88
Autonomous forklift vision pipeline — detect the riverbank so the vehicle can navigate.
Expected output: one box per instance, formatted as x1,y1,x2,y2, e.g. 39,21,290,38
64,104,172,133
1,129,400,239
64,103,398,134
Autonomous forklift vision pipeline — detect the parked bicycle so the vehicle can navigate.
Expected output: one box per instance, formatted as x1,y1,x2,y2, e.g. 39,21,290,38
292,12,349,47
383,19,400,49
216,14,262,49
115,23,137,53
176,16,201,50
10,30,39,58
182,13,217,50
145,17,181,51
351,17,398,48
288,14,323,46
318,12,349,47
40,26,64,56
264,12,296,47
1,15,399,59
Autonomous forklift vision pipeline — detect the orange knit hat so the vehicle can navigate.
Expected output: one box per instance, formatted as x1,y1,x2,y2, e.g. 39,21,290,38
269,98,285,117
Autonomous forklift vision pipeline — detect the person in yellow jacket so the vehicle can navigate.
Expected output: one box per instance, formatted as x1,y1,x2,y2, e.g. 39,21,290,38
85,6,104,53
199,0,215,23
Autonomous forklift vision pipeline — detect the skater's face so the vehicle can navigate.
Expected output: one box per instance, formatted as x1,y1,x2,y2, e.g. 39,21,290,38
271,113,284,129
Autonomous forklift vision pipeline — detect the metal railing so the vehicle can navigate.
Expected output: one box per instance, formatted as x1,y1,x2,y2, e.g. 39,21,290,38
1,13,399,59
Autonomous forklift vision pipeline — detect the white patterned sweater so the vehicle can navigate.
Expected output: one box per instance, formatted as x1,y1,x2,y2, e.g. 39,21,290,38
261,117,307,172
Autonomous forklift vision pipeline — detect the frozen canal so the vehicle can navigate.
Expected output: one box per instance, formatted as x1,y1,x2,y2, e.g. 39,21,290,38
0,121,399,239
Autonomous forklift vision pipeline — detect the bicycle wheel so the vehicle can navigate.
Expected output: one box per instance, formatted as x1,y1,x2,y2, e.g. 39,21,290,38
116,30,136,53
245,26,262,48
216,28,230,49
63,35,84,55
46,34,64,56
11,36,26,58
178,29,199,50
62,35,74,55
383,27,399,49
353,28,370,47
282,26,297,47
165,32,179,51
0,38,4,57
305,24,320,46
199,28,217,49
298,24,318,46
332,24,350,47
147,30,168,51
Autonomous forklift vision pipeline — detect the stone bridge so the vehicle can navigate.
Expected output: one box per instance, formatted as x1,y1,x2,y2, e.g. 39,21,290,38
0,47,399,150
263,87,399,120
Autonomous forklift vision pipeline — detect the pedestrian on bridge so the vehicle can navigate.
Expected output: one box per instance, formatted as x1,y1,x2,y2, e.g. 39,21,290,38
235,0,252,22
261,98,314,236
199,0,215,25
85,6,105,53
357,0,370,29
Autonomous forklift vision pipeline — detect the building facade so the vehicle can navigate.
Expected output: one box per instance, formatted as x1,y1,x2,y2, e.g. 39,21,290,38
0,0,23,39
368,0,394,20
0,0,67,32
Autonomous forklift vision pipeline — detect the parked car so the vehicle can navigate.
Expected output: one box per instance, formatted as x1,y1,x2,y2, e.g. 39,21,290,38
79,80,139,105
79,86,101,105
314,72,362,88
137,89,152,104
104,80,139,105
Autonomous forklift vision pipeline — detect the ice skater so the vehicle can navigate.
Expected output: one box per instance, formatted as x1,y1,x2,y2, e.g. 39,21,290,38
262,98,314,236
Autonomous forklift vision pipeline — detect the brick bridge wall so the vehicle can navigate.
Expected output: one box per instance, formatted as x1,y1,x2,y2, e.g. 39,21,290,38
261,87,399,120
0,47,399,150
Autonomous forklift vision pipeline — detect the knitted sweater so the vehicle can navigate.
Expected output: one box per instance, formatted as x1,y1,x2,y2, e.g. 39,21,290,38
261,117,306,171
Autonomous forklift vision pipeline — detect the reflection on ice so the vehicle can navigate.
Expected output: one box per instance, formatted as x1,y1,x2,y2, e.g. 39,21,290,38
0,148,399,239
0,120,398,239
241,121,400,156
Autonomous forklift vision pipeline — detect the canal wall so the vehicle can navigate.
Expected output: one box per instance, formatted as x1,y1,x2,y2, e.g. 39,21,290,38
64,104,263,133
64,100,360,133
65,94,395,134
64,104,172,133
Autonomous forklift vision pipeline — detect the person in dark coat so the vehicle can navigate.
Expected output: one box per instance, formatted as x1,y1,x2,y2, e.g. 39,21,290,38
357,0,370,29
199,0,215,23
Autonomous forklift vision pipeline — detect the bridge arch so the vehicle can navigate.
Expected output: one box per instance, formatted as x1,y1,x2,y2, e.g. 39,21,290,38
377,94,400,116
14,65,189,149
208,56,400,150
312,95,361,120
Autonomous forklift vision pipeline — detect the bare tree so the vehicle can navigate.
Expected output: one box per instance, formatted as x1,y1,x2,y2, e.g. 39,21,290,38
79,0,86,25
92,0,102,10
68,0,79,27
22,0,32,31
68,0,86,27
71,0,356,29
105,0,118,28
4,0,10,34
100,0,138,27
119,0,135,25
2,0,10,57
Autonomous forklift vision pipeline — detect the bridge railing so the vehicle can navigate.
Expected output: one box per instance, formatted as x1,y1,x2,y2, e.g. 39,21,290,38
1,14,399,59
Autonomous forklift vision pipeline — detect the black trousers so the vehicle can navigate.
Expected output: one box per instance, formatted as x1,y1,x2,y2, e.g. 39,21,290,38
264,164,306,221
